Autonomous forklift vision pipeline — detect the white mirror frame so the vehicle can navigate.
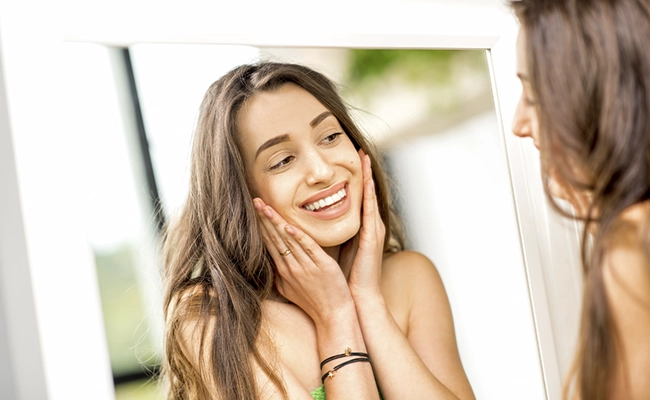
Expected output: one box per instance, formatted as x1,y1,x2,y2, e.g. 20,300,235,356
0,1,582,399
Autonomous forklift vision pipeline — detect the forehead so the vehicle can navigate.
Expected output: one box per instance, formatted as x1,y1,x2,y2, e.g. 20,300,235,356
516,29,528,75
237,83,330,145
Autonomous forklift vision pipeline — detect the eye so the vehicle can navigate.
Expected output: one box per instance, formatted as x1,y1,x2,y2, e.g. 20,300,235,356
321,132,343,144
269,155,294,171
521,90,536,107
524,97,536,107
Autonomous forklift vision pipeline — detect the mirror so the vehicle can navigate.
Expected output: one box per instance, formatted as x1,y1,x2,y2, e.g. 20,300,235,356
81,43,547,399
0,2,583,398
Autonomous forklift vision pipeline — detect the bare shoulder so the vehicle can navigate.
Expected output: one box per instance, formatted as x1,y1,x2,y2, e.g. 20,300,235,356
602,221,650,327
381,251,474,398
382,250,442,279
602,202,650,399
381,250,447,299
171,285,218,368
171,287,313,399
604,202,650,308
380,250,450,332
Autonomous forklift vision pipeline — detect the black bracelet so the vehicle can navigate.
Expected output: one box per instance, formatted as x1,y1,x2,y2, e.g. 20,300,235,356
320,347,369,370
321,357,372,384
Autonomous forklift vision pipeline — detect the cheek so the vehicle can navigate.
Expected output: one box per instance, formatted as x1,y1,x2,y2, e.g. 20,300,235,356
257,181,285,206
254,174,298,216
530,114,541,141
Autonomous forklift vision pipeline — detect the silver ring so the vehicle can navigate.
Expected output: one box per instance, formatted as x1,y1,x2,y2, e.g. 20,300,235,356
281,249,292,257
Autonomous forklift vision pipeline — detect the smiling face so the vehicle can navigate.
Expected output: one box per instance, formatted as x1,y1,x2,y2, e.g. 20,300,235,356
237,83,363,247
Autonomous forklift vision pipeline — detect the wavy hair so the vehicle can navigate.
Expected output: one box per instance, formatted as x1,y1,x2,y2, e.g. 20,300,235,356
160,62,405,399
510,0,650,398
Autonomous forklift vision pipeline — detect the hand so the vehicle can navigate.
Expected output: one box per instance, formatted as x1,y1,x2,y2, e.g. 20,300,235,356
253,198,354,325
342,149,386,299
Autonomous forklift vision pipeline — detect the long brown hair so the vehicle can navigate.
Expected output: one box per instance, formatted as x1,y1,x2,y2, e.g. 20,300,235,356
161,62,405,399
510,0,650,398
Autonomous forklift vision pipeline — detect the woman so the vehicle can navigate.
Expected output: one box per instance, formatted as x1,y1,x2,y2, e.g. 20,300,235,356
510,1,650,399
161,62,474,399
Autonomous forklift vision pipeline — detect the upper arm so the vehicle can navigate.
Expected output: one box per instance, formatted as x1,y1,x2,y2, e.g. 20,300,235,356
174,290,314,400
602,239,650,399
382,251,474,399
253,357,315,400
180,322,312,400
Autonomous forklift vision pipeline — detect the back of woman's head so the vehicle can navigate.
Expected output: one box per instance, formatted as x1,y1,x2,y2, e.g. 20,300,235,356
161,61,403,399
511,1,650,398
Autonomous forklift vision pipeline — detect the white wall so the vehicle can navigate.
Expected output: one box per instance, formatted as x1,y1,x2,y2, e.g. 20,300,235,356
388,112,546,398
0,1,115,398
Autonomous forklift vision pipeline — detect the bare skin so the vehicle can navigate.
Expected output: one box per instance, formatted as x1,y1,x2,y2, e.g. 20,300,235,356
513,29,650,400
602,204,650,400
237,83,475,399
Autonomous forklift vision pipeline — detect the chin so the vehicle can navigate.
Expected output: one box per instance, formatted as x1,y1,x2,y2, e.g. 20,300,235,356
304,220,360,248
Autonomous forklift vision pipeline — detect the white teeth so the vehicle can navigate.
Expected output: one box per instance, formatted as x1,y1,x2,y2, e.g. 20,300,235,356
305,188,346,211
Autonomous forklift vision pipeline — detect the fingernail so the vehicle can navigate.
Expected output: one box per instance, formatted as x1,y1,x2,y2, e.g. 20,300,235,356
253,199,262,210
263,207,273,218
285,225,295,235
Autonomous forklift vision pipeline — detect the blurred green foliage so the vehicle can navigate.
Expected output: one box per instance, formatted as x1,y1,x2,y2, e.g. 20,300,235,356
114,378,162,400
347,49,473,85
95,244,159,375
342,49,489,114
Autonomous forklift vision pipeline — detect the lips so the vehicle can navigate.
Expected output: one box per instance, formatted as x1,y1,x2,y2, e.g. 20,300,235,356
300,182,351,220
300,182,348,209
304,187,346,211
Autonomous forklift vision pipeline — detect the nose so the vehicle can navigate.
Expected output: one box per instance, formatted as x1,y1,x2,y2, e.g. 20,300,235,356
305,151,335,186
512,97,531,139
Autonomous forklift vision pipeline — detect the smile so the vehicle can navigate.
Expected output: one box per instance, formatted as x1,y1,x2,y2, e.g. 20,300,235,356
304,187,347,211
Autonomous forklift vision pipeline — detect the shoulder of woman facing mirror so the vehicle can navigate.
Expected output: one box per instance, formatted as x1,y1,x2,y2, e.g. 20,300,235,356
599,201,650,313
600,200,650,399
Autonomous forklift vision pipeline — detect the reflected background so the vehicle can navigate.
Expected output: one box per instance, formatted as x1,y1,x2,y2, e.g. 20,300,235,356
68,44,538,399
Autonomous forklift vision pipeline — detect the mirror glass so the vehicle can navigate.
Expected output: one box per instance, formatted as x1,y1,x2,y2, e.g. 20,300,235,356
69,43,546,399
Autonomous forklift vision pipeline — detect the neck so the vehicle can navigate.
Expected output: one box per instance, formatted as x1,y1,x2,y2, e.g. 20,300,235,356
323,245,341,263
324,244,353,280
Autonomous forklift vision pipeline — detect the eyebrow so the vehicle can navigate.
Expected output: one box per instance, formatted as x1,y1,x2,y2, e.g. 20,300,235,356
254,111,335,160
310,111,333,127
255,134,290,160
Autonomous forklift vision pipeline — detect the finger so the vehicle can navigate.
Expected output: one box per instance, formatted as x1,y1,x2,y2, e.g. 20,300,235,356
254,198,297,273
358,147,366,160
283,224,334,268
258,222,282,257
359,155,387,247
257,217,294,274
255,200,333,272
254,200,321,273
361,154,378,226
254,198,292,254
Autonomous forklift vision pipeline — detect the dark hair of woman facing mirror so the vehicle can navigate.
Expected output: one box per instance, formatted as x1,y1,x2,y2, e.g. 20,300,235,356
160,62,475,400
510,1,650,399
